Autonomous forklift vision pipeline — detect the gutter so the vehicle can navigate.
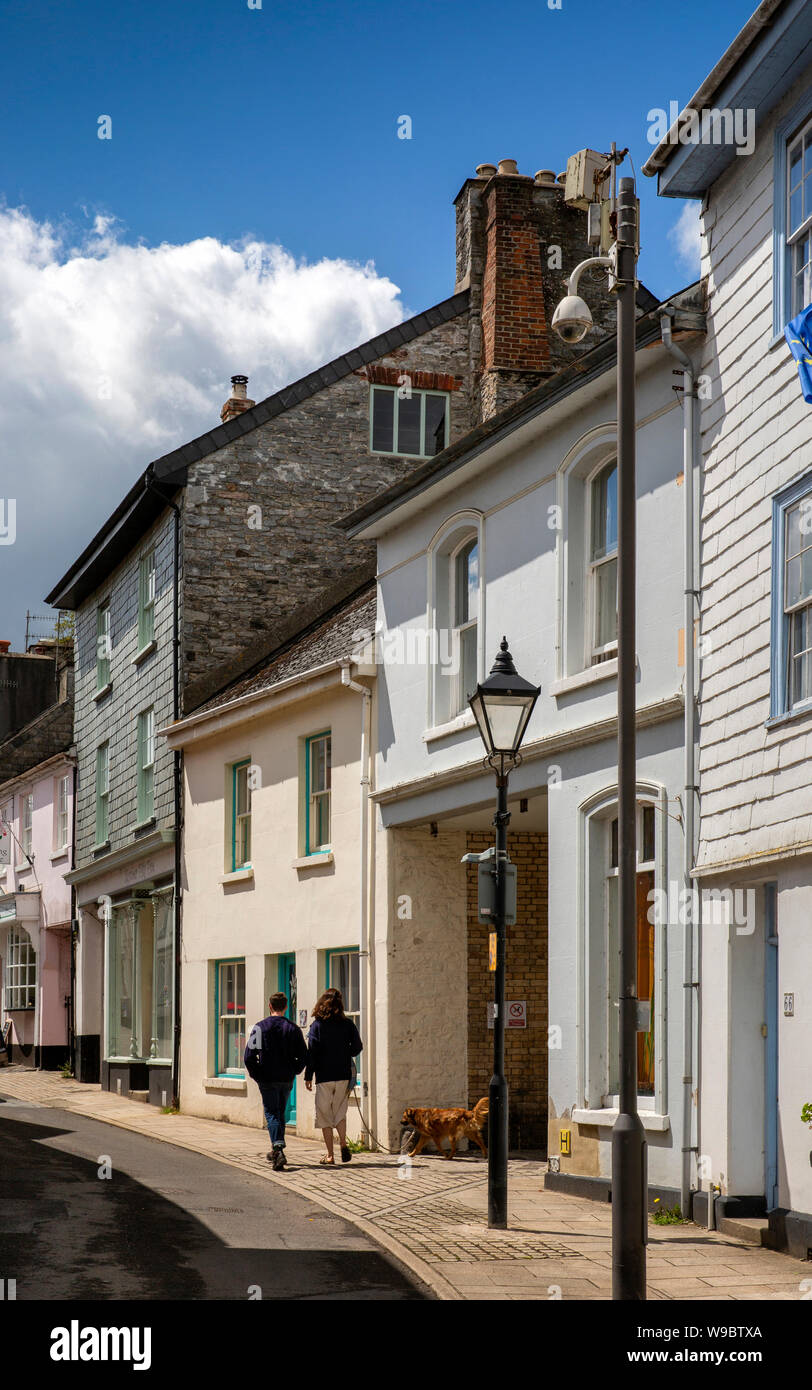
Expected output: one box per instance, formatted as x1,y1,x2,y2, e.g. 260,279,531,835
659,310,699,1220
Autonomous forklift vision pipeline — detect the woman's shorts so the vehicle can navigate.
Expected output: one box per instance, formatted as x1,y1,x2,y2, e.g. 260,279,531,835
315,1079,351,1128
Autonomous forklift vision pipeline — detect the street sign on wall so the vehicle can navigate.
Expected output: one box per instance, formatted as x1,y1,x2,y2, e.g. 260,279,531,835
487,1001,527,1029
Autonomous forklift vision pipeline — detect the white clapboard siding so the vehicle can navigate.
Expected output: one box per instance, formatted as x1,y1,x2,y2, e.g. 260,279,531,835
696,67,812,871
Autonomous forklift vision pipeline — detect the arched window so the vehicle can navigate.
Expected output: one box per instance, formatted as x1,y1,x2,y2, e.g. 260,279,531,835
588,458,618,663
429,516,483,728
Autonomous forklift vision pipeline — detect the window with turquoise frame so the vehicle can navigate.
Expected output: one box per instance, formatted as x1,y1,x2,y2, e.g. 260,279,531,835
136,708,155,823
96,743,109,844
326,947,360,1085
215,958,246,1075
137,550,156,651
773,95,812,337
231,759,251,869
305,732,331,854
96,601,111,690
369,386,449,458
770,472,812,719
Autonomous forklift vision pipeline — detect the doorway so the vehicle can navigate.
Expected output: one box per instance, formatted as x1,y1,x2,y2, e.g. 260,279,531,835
278,953,297,1125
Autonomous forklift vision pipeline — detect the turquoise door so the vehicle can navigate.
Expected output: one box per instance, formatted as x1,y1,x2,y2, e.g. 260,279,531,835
278,953,297,1125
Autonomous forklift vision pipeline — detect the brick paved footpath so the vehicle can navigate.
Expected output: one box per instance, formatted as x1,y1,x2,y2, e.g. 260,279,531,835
0,1067,807,1302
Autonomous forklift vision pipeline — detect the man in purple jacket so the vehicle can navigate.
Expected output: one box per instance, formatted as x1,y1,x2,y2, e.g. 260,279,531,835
244,992,307,1170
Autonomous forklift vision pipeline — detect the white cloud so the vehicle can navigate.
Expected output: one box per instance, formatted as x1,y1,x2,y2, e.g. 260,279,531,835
0,207,405,644
668,201,702,274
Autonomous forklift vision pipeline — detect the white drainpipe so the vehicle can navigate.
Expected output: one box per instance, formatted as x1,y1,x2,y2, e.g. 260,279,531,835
660,309,698,1219
340,663,374,1147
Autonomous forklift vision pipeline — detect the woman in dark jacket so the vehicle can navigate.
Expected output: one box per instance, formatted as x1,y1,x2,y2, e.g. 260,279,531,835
305,988,363,1165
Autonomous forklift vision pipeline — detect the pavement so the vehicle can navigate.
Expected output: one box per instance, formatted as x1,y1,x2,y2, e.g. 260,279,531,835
1,1066,809,1301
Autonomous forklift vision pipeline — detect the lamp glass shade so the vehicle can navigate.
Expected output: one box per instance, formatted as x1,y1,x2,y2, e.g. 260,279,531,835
469,690,536,756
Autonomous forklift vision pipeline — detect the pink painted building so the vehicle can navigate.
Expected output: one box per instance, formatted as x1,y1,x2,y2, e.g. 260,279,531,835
0,665,75,1068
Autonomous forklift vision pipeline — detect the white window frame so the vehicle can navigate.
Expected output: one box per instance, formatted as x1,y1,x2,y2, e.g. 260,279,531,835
6,928,36,1010
20,792,33,861
306,732,331,855
783,495,812,710
369,385,450,459
787,114,812,320
56,774,70,852
577,783,667,1118
587,457,618,666
427,512,484,730
216,958,246,1077
0,800,12,870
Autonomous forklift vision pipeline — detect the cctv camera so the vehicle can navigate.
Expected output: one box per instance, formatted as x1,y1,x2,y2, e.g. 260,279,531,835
551,294,593,344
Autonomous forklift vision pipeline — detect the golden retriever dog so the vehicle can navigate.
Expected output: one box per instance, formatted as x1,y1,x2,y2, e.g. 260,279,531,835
400,1097,489,1159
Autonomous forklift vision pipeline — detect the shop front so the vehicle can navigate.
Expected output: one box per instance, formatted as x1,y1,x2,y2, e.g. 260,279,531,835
69,831,176,1104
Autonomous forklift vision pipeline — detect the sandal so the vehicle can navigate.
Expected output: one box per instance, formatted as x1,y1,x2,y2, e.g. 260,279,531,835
340,1145,352,1163
319,1155,335,1165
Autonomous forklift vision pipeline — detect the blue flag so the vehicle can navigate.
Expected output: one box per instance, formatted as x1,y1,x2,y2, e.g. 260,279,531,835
785,305,812,404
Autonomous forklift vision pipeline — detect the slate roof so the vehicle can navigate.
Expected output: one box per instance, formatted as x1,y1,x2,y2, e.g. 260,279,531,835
189,583,376,719
47,293,469,610
0,699,74,786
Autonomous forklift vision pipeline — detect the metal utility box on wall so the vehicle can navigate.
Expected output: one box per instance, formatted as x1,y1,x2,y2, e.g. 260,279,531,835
564,148,610,208
560,1128,572,1156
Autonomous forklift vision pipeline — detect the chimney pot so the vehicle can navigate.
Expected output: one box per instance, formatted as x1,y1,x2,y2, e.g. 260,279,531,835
534,169,557,186
497,158,519,176
0,640,10,654
221,374,256,424
476,163,497,178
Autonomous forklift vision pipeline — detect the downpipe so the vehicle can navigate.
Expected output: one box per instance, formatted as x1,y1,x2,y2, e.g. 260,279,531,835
660,309,698,1221
340,663,374,1148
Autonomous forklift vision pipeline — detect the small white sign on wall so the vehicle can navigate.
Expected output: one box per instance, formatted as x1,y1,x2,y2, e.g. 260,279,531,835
487,1001,527,1029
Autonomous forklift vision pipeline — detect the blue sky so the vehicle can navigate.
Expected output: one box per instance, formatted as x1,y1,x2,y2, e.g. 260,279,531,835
0,0,756,644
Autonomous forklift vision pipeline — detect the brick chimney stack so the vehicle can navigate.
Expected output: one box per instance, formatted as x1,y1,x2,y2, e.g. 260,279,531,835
455,160,616,421
220,374,256,424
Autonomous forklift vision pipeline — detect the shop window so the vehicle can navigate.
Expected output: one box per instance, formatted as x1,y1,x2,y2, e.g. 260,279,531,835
5,929,36,1010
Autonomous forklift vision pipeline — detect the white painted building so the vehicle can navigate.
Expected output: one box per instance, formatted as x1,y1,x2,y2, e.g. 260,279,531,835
644,0,812,1255
339,281,706,1191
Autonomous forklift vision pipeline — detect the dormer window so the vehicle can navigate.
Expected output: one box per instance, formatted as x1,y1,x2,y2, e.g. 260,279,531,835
370,386,449,458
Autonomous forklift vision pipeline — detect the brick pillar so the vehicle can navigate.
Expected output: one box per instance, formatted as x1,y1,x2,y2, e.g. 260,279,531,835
466,828,548,1151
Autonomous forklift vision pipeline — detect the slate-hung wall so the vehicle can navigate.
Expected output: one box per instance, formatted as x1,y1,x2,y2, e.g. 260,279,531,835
180,314,472,712
73,508,177,866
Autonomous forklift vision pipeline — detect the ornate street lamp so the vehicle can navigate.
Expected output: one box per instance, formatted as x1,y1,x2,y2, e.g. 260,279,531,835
469,637,540,1227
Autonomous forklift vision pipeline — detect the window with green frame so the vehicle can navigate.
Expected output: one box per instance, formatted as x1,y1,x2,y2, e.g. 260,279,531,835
326,947,360,1085
215,958,246,1076
231,759,252,870
136,708,155,823
305,732,331,854
369,386,449,458
96,601,111,689
96,743,109,844
137,550,156,651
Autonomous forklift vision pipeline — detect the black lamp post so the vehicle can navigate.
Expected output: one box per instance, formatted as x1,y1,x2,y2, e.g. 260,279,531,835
469,637,540,1228
553,172,647,1299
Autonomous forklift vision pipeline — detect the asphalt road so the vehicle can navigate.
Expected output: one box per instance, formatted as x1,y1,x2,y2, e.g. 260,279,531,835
0,1097,431,1301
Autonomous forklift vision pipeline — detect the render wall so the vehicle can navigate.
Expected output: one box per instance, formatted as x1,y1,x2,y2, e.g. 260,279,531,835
178,681,369,1141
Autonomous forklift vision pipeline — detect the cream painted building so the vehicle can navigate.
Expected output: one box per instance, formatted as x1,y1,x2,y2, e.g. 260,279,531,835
162,587,376,1142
